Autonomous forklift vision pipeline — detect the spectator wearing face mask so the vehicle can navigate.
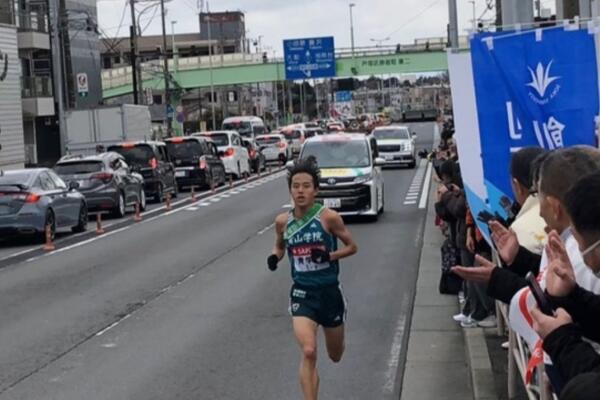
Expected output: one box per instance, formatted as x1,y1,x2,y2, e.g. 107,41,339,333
530,170,600,393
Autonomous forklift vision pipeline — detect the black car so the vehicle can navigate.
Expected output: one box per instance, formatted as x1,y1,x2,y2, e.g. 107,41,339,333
108,141,177,203
54,152,146,217
242,138,266,173
164,136,227,190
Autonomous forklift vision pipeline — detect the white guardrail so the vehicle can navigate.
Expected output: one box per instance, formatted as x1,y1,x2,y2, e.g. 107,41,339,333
492,251,556,400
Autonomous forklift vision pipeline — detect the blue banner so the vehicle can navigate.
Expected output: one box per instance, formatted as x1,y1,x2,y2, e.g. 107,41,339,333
471,27,599,199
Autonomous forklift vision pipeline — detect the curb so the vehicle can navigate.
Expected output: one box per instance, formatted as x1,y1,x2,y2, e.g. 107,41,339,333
462,315,500,400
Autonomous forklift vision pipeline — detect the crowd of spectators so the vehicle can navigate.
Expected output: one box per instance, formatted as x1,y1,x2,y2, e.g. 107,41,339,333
432,117,600,399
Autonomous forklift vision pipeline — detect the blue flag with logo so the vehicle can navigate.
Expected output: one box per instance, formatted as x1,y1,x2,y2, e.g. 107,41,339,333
470,27,599,202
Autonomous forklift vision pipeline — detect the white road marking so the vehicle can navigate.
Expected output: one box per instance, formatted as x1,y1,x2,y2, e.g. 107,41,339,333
257,223,275,235
96,314,131,337
220,194,231,198
418,162,433,209
209,198,221,203
403,201,417,205
282,204,292,209
187,207,199,211
199,203,211,207
383,293,410,395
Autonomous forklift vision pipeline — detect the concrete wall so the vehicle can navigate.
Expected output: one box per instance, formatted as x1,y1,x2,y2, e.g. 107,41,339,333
0,23,25,169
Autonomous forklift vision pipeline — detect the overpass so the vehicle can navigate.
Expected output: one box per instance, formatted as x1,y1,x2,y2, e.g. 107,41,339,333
102,44,449,100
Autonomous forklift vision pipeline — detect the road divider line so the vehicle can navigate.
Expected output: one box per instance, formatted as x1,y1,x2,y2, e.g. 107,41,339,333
257,223,275,235
418,162,433,209
383,293,410,395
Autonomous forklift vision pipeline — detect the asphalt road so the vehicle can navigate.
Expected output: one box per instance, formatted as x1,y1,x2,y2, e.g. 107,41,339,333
0,123,435,400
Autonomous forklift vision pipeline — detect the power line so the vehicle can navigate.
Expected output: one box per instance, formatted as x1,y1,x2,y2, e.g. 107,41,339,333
386,0,444,38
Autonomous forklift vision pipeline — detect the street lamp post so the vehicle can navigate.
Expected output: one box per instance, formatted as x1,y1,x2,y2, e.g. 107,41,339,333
370,37,390,47
160,0,171,137
349,3,356,60
171,20,177,70
206,2,216,130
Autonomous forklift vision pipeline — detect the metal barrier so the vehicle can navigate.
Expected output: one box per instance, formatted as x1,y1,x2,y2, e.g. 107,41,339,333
492,251,556,400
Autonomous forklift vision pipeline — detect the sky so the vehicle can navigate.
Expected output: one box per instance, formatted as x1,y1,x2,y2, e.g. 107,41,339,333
96,0,554,55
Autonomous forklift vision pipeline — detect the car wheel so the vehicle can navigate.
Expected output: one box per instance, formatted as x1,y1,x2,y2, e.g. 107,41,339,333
236,162,241,180
408,159,416,169
379,188,385,215
38,209,56,243
113,192,126,218
139,189,147,211
72,203,88,233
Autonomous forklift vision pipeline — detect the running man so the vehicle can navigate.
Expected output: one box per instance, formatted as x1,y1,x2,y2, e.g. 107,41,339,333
267,158,358,400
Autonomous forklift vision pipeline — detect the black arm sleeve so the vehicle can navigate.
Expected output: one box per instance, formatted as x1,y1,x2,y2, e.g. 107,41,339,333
507,246,541,277
548,286,600,343
543,324,600,382
486,267,528,304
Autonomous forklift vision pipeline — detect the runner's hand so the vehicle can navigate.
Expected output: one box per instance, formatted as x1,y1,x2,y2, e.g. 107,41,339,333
267,254,280,271
311,248,330,264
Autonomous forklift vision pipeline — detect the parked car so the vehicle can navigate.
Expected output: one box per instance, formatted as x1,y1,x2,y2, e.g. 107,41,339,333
54,152,146,218
164,136,227,190
108,141,177,202
242,138,266,173
194,131,251,179
255,134,292,164
0,168,88,240
298,133,385,220
371,125,417,168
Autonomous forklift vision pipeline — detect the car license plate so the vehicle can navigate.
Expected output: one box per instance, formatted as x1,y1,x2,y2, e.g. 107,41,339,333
384,155,394,161
175,171,187,177
324,198,341,209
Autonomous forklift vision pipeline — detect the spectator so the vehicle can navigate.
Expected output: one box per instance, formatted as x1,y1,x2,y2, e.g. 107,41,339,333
529,170,600,392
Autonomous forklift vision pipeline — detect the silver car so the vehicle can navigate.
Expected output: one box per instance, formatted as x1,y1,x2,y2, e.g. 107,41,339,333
0,168,88,240
54,152,146,217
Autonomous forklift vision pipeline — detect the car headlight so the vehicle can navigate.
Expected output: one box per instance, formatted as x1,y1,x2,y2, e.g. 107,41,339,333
354,174,373,184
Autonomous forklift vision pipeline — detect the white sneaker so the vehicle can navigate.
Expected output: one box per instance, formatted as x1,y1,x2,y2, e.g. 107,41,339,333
477,316,497,328
453,313,469,322
460,317,479,328
501,341,509,349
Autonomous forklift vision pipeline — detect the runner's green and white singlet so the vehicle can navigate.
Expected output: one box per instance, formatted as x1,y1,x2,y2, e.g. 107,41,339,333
284,203,339,287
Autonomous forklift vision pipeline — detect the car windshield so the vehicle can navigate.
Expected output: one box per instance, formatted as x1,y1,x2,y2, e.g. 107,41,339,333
54,161,103,175
200,134,229,146
109,145,154,166
301,140,371,168
222,121,252,135
256,137,281,146
166,140,203,160
373,129,410,140
0,171,33,188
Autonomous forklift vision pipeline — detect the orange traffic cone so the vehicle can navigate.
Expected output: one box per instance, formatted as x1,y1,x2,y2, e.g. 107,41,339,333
96,213,105,234
166,192,172,211
191,186,196,201
134,202,142,222
43,224,55,251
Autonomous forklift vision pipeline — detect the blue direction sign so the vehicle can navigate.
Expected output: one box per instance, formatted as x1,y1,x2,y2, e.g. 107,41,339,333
283,36,336,80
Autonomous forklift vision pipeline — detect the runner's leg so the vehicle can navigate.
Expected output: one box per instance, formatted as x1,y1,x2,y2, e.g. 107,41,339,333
293,316,320,400
323,324,345,363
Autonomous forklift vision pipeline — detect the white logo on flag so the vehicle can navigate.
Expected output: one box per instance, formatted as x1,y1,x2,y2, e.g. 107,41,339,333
526,60,561,104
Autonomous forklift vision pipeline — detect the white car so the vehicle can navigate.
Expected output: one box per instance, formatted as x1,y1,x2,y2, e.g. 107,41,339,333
298,133,385,220
279,125,306,156
371,125,417,168
255,134,292,164
195,131,251,179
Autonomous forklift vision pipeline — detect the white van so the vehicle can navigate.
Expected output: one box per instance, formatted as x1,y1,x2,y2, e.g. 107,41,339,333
222,116,266,139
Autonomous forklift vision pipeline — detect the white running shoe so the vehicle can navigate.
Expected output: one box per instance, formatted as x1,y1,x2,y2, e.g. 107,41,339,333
453,313,469,322
460,317,480,328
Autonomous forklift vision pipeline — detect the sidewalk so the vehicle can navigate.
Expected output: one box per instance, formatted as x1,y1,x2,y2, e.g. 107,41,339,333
400,182,498,400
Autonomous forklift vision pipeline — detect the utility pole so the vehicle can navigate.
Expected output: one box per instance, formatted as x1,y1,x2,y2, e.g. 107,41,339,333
160,0,171,136
349,3,356,61
448,0,459,48
129,0,139,104
49,0,67,154
207,2,216,130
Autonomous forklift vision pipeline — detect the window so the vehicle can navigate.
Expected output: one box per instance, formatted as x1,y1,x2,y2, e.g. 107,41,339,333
153,95,163,105
54,161,103,175
253,125,265,135
39,172,56,191
156,146,167,162
48,171,67,189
